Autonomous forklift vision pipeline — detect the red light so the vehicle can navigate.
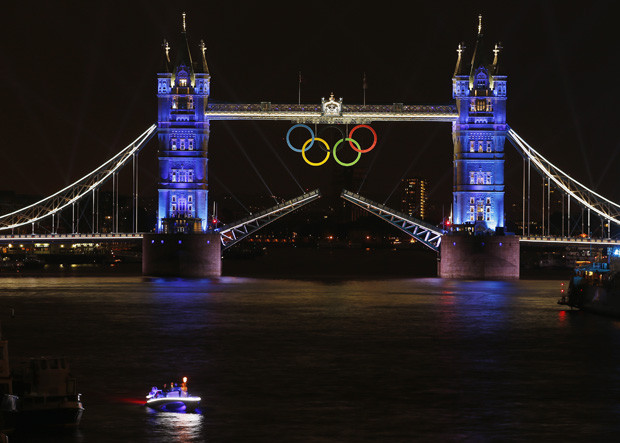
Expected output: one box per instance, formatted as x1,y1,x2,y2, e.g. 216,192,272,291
115,397,146,405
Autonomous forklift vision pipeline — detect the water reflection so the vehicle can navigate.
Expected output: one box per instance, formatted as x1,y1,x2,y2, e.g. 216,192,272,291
145,410,204,443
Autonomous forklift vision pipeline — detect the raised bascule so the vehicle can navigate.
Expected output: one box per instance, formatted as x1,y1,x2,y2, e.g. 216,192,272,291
2,14,620,279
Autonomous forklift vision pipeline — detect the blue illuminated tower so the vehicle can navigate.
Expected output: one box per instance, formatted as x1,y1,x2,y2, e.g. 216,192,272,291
156,13,210,233
452,17,507,233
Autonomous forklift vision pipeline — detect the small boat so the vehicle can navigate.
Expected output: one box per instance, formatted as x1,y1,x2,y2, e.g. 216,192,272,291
145,379,201,413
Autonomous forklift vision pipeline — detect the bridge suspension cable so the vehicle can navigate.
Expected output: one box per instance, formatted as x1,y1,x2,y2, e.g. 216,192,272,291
507,128,620,227
0,124,157,232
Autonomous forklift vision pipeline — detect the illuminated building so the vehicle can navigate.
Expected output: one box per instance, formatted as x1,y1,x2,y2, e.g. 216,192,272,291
156,14,210,233
401,177,427,220
451,16,506,232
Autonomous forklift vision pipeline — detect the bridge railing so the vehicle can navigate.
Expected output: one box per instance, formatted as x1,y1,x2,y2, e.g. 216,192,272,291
507,128,620,227
0,124,157,232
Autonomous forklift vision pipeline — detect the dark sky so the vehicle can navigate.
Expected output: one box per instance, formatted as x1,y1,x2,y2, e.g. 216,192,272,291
1,1,618,218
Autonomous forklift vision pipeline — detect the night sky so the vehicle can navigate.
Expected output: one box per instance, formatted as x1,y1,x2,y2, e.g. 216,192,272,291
1,1,618,222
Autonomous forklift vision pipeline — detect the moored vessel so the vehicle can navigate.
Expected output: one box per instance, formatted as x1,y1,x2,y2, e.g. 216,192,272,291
0,329,84,430
5,356,84,428
559,247,620,317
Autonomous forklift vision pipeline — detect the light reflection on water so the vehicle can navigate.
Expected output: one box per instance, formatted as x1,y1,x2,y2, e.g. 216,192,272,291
2,275,620,441
145,410,204,443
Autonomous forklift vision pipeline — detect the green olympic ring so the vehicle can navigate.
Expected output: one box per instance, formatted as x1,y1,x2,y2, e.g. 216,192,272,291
333,138,362,167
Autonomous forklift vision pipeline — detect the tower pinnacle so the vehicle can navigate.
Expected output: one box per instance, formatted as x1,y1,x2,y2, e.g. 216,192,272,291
164,39,170,60
478,14,482,34
182,12,187,32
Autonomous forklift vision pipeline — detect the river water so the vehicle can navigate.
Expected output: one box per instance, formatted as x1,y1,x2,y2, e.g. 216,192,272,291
1,263,620,441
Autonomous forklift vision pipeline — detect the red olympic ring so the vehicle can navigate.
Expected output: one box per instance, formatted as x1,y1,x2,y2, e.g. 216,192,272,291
348,125,377,153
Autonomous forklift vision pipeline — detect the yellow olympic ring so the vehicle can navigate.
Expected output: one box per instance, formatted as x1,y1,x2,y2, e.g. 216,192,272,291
301,137,330,166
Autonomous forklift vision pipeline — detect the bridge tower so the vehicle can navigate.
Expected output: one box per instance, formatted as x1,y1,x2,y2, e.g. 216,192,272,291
439,16,519,279
143,13,221,277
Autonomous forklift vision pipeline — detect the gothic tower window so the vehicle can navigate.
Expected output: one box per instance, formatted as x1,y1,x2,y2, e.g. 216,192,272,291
475,70,489,89
177,69,189,87
478,141,483,152
477,200,484,221
188,97,194,109
171,138,177,150
475,99,487,112
180,139,186,150
486,141,492,152
469,140,475,152
178,198,187,213
188,139,194,150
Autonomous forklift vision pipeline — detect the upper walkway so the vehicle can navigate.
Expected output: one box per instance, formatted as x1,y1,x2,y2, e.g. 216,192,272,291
205,103,458,124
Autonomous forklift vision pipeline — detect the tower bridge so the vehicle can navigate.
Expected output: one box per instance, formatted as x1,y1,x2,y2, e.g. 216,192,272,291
1,14,619,278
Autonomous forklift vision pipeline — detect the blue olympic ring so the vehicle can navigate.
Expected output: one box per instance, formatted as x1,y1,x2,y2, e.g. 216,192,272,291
286,124,314,153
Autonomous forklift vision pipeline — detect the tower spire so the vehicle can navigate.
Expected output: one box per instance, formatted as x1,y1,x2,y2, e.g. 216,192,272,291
182,12,187,32
199,39,210,74
478,14,482,35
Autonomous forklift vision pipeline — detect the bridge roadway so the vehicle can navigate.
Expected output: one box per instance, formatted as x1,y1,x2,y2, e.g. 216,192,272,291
1,233,619,246
204,103,458,123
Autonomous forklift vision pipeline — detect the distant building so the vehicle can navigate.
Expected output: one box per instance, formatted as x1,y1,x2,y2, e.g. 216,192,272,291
401,177,428,220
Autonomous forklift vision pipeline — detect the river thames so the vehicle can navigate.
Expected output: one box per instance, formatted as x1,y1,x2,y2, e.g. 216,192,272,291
1,256,619,442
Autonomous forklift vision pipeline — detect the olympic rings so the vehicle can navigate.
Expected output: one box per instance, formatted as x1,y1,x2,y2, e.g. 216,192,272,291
333,138,362,167
286,124,377,167
301,138,330,166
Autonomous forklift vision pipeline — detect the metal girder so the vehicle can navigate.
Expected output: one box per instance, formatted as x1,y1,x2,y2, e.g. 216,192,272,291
205,103,457,124
507,128,620,226
340,190,445,252
217,189,321,250
0,125,157,231
0,233,143,242
519,236,620,246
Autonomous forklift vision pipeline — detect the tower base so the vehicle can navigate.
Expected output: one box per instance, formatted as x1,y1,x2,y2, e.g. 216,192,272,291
142,233,221,277
438,234,519,279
